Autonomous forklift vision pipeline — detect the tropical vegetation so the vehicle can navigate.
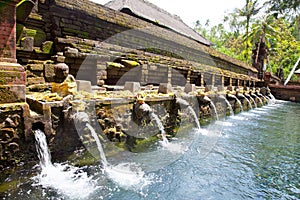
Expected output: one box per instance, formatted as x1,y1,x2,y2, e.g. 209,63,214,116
194,0,300,81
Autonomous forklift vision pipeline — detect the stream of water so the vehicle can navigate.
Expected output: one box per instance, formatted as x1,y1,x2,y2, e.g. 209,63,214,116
220,95,234,116
240,94,253,109
151,112,169,145
247,94,257,108
231,95,244,112
1,100,300,200
253,93,264,106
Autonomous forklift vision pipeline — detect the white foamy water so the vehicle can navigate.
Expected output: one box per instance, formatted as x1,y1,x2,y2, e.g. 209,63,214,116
33,129,97,199
105,162,153,191
160,141,188,154
255,107,269,111
198,129,209,135
32,163,97,199
241,112,258,117
230,115,246,120
251,110,267,114
215,120,234,127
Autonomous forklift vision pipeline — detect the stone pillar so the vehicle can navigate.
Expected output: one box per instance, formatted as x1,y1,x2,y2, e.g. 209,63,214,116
211,74,215,87
200,74,204,86
96,59,107,86
229,77,232,86
186,69,191,84
0,0,26,103
221,76,225,87
167,66,172,84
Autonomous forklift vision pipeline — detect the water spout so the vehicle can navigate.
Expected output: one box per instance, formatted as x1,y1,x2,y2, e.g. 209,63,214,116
239,94,252,109
86,123,108,168
228,94,243,112
151,112,169,145
187,106,201,129
265,96,271,104
204,96,219,120
219,95,234,116
253,93,263,106
268,93,276,104
176,97,201,129
261,95,268,105
245,94,257,108
34,129,53,169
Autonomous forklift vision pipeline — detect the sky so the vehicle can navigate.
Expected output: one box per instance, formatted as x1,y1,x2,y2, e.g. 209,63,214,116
90,0,246,28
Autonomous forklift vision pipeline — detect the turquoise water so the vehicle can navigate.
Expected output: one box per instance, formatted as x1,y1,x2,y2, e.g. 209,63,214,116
1,100,300,199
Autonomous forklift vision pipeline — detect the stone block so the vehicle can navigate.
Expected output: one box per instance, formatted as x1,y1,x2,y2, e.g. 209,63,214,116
27,77,45,85
21,37,34,52
42,41,53,54
28,64,44,71
64,47,79,57
44,63,55,82
51,55,66,63
158,83,173,94
124,81,140,93
0,70,26,85
76,80,92,93
184,83,196,93
0,102,31,168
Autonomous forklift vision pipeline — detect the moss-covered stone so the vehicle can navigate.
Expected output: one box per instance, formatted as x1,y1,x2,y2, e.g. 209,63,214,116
42,41,53,54
120,59,140,67
22,27,36,38
106,62,124,68
34,29,47,47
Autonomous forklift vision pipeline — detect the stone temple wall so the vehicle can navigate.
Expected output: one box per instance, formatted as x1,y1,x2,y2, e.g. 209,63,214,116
16,0,258,89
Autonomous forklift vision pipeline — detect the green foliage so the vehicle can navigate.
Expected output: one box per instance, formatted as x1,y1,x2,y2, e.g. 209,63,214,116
194,0,300,80
264,0,300,17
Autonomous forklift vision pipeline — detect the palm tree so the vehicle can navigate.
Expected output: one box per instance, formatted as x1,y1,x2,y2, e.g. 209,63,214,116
247,13,279,79
238,0,262,61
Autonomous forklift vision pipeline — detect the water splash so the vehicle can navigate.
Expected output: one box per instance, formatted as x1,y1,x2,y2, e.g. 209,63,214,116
269,93,276,101
151,112,169,145
86,123,108,167
105,162,154,191
219,95,234,116
87,124,154,191
33,129,97,199
204,96,219,120
265,95,271,104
